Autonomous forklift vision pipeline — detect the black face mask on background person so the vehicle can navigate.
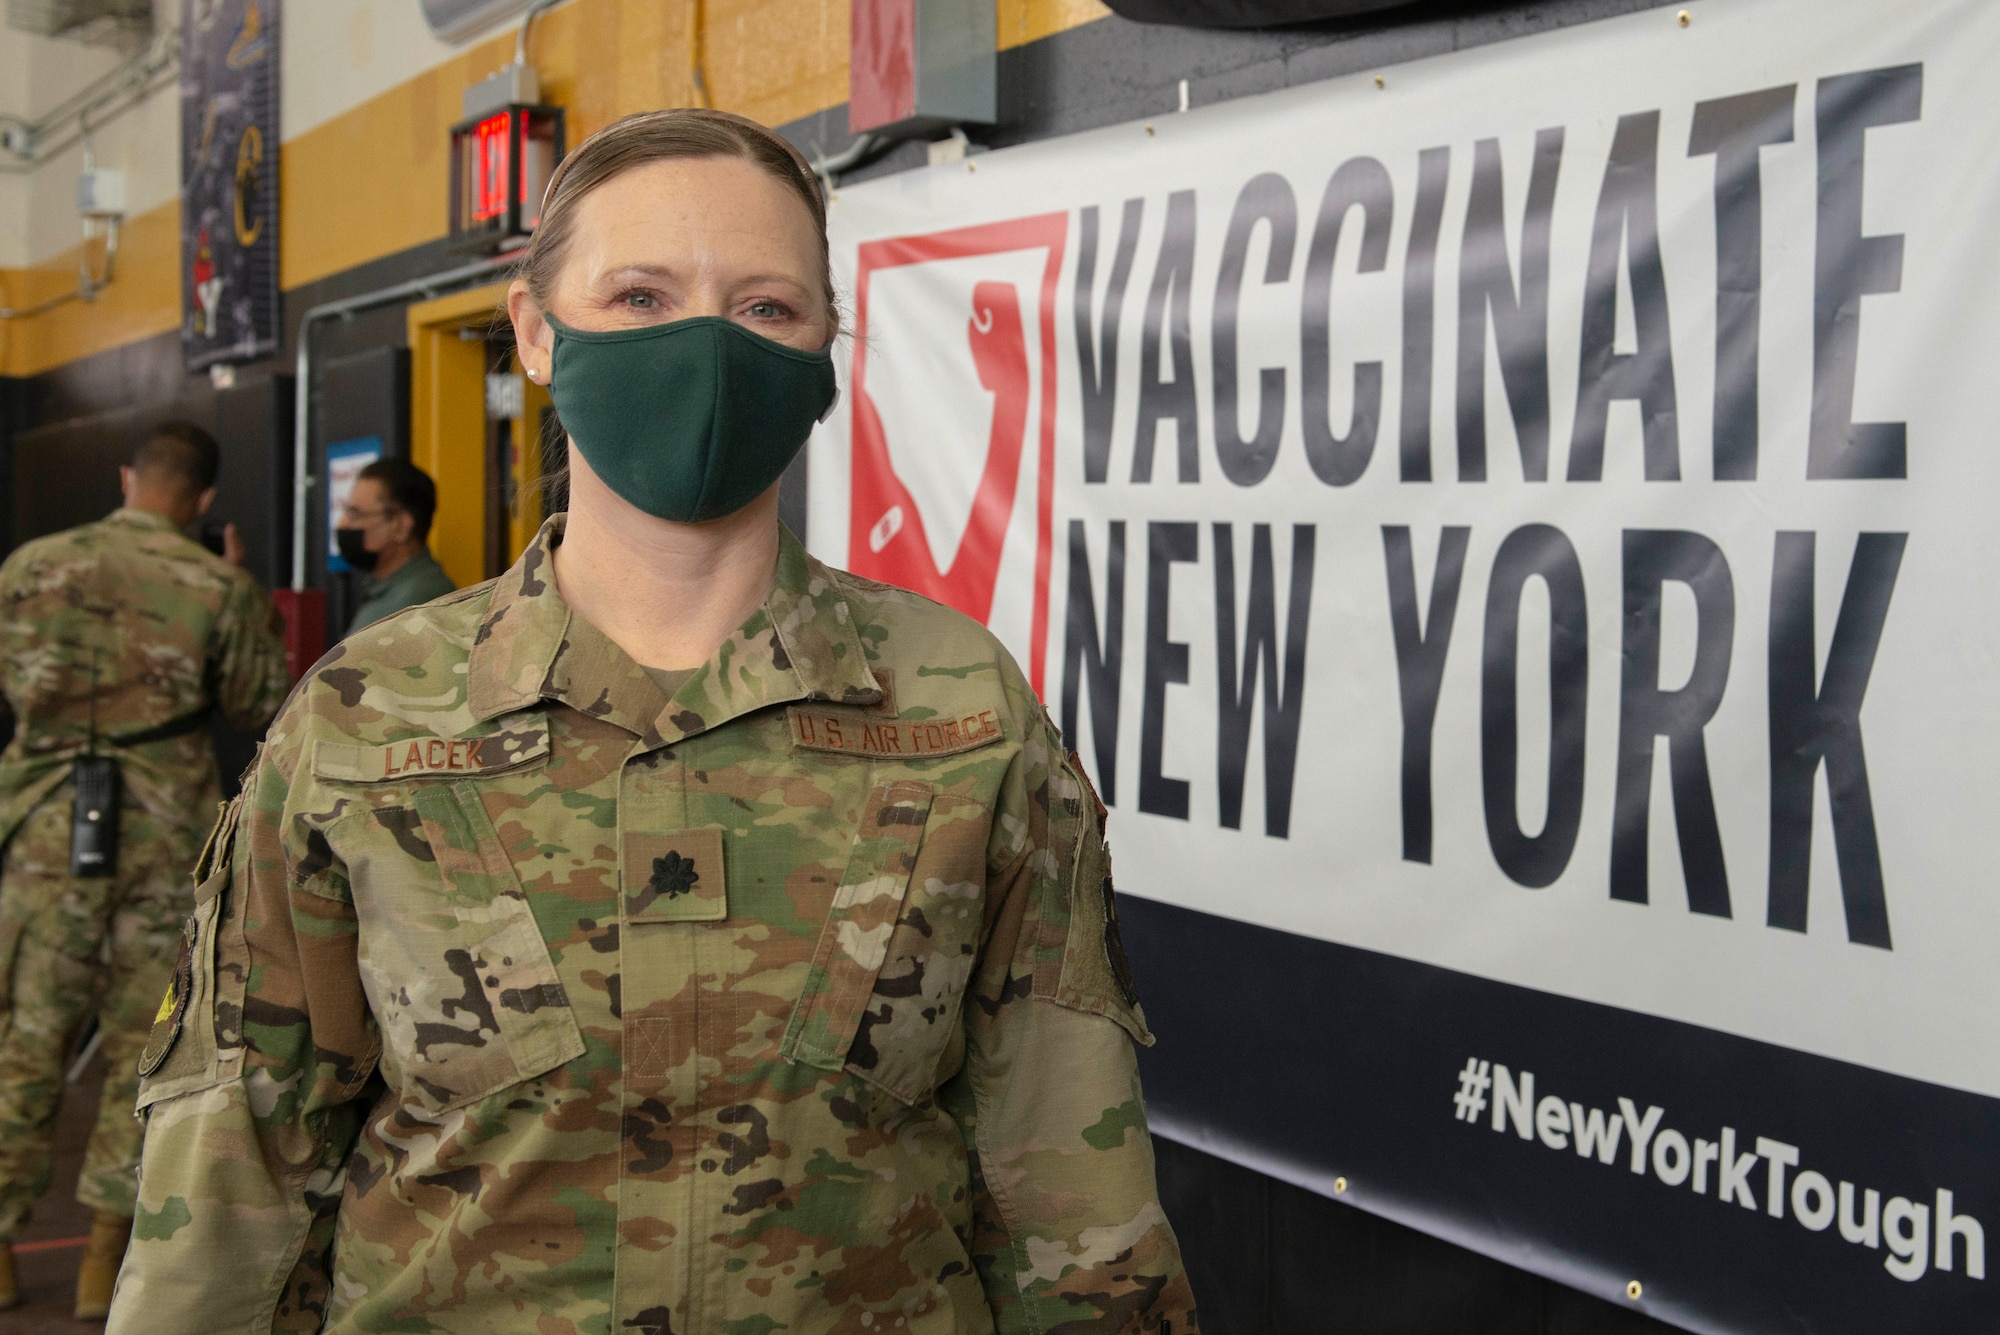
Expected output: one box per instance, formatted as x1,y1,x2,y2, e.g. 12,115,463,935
336,526,381,573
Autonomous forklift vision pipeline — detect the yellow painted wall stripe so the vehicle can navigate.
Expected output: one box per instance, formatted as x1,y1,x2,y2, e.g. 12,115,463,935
6,0,1109,378
1003,0,1111,49
1,201,180,379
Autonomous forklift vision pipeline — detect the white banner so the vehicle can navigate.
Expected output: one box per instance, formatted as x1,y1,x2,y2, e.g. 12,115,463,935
809,0,1999,1114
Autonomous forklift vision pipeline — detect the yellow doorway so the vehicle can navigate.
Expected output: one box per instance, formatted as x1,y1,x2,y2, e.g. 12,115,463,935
406,282,557,588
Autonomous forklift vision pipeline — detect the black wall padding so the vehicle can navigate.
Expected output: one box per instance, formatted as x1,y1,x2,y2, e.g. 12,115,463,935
314,345,412,630
10,376,292,587
1102,0,1491,32
8,375,294,792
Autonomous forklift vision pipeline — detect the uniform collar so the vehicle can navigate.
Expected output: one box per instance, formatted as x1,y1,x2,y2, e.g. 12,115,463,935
107,507,181,534
466,516,881,744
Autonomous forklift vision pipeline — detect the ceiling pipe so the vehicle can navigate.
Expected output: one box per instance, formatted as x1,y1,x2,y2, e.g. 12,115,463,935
0,23,178,170
0,216,117,319
0,123,122,320
516,0,567,65
811,132,886,194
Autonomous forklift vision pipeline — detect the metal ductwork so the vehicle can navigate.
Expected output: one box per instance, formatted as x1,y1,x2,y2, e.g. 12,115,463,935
421,0,536,44
6,0,153,46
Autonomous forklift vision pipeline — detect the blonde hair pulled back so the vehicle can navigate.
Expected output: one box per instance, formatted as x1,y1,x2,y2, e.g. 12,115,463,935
521,108,837,336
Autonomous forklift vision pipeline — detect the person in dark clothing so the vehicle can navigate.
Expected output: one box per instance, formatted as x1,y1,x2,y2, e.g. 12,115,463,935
334,458,456,632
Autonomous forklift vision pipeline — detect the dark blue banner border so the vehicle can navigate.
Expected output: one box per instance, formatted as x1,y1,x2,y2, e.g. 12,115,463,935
1122,896,1995,1335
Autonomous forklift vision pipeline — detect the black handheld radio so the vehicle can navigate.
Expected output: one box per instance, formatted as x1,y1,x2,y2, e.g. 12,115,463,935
70,650,119,878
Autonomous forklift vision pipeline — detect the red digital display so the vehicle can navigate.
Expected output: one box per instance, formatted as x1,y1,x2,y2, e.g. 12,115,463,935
450,102,562,250
470,111,512,222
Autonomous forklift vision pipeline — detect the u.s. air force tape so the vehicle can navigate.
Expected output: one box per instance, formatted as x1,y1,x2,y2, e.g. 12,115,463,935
787,706,1003,759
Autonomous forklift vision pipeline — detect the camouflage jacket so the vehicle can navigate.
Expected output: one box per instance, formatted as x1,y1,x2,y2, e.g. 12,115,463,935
0,507,290,853
112,519,1197,1335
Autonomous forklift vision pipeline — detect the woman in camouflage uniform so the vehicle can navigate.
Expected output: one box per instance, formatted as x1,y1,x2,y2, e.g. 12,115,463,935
109,110,1197,1335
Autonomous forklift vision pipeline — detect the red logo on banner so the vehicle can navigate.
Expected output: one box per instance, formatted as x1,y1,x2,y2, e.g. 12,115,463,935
847,214,1069,694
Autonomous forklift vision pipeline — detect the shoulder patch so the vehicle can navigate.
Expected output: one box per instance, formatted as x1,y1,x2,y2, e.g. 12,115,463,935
788,705,1002,759
1097,870,1141,1010
312,720,550,782
137,915,198,1077
1065,751,1138,1006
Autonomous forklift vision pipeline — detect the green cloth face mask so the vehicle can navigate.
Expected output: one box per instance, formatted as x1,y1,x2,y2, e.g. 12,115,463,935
546,315,838,523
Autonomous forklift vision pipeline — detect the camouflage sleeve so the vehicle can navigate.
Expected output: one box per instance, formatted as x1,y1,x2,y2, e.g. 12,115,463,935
211,569,292,733
950,711,1200,1333
109,719,380,1334
0,550,27,724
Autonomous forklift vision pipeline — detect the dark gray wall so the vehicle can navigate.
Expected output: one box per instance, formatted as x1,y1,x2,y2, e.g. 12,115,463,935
1157,1137,1683,1334
8,375,292,595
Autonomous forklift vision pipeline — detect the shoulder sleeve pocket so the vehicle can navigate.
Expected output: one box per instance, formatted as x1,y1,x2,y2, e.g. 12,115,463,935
1036,752,1152,1046
136,796,249,1109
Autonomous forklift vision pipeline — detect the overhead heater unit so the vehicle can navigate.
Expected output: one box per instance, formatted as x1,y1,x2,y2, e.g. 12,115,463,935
420,0,535,44
6,0,153,45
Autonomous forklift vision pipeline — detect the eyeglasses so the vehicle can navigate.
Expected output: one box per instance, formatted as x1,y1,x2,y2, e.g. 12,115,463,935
339,504,402,524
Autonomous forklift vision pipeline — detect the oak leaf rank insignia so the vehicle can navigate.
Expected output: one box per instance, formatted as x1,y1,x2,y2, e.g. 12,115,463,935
650,850,699,900
622,828,728,923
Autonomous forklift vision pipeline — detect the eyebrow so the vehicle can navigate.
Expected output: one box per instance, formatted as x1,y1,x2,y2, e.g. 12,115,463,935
594,264,811,292
594,264,679,285
732,273,813,292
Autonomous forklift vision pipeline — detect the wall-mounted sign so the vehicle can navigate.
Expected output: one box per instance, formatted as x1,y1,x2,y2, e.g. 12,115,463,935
180,0,279,371
449,104,563,253
810,1,1997,1331
325,436,383,575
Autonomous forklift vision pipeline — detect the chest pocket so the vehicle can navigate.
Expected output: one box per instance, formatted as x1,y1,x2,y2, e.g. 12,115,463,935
780,781,992,1105
353,782,586,1115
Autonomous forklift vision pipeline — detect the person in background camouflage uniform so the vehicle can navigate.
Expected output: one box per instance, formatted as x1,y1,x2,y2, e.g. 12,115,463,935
0,420,290,1317
110,111,1196,1334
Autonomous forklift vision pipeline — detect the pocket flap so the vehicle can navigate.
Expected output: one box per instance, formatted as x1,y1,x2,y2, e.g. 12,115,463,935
397,781,586,1114
780,781,934,1078
190,795,244,901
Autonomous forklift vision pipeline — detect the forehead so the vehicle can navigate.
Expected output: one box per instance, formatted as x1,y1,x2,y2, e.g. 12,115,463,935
350,476,387,505
563,155,820,267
